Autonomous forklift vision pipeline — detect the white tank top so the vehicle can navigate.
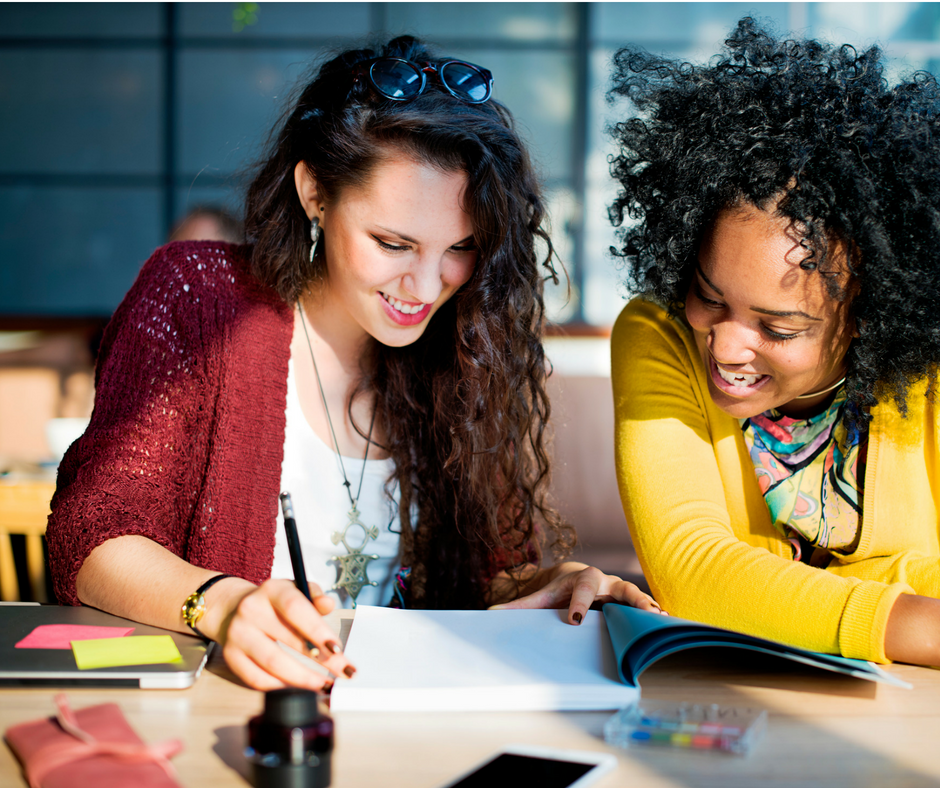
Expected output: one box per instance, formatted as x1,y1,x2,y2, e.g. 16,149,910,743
272,358,402,608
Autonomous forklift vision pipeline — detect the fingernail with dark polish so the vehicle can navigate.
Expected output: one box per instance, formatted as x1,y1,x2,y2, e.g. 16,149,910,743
572,612,582,624
325,640,342,655
343,666,356,678
321,681,334,695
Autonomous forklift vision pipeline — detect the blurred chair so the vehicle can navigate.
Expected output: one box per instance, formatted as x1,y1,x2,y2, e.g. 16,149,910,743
0,365,92,601
0,478,56,601
0,368,59,600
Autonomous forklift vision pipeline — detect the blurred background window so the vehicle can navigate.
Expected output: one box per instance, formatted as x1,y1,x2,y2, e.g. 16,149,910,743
3,2,940,325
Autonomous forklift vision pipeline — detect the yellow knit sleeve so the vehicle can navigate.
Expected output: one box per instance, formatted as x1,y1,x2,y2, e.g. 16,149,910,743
611,298,910,662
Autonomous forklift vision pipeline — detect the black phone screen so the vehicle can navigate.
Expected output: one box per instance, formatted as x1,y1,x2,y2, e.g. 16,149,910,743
448,753,596,788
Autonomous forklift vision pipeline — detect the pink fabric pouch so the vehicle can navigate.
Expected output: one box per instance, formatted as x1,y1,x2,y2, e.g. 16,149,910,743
4,694,183,788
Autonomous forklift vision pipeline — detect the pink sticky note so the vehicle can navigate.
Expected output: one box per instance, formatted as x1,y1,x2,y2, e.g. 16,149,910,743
15,624,135,650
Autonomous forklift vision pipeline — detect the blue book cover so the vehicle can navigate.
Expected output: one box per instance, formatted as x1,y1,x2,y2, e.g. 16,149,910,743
602,603,911,689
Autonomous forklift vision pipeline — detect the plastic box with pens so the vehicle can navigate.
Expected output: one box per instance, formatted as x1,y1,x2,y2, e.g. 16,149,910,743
604,700,767,756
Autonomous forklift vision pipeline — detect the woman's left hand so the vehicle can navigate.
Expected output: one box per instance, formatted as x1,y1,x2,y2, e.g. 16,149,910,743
489,562,665,624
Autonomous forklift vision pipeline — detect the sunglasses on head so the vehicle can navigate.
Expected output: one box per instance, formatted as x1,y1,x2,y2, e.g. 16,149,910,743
352,57,494,104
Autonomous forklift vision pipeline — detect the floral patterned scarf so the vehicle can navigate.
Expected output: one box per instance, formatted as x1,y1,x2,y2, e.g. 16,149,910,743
740,390,867,561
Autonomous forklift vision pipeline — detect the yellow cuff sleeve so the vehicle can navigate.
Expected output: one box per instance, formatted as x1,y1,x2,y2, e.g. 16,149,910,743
838,582,913,663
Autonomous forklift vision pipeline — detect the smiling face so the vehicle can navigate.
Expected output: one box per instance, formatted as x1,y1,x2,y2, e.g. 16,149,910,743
685,202,856,420
295,153,477,350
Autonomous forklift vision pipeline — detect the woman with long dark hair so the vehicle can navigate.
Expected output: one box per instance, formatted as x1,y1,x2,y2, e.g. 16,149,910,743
609,18,940,666
48,36,657,691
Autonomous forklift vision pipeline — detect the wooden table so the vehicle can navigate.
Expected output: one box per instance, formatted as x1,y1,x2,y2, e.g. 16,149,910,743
1,614,938,788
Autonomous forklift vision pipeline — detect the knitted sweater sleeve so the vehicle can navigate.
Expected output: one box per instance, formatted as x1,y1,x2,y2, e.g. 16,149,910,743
47,243,234,605
611,298,910,663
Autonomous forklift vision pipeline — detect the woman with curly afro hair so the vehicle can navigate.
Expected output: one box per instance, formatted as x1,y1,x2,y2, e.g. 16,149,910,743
609,17,940,666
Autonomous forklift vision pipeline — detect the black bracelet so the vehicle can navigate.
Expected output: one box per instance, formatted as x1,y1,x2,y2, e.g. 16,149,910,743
181,573,235,640
195,573,235,598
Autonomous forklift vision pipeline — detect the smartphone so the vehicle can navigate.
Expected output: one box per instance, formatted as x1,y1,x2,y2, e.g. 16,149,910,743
436,745,617,788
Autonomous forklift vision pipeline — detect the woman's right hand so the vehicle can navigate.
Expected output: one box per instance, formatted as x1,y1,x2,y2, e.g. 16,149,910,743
200,577,356,691
75,536,355,691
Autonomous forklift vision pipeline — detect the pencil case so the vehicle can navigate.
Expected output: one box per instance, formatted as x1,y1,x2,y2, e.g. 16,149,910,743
604,700,767,756
4,693,183,788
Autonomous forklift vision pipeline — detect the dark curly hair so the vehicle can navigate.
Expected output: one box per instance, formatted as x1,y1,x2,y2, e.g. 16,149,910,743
244,36,572,608
608,17,940,420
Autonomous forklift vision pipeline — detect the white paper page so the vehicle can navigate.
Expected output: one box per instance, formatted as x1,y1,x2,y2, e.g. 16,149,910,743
330,606,638,712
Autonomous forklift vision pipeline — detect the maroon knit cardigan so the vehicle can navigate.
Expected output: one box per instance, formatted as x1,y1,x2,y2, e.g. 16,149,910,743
47,241,293,605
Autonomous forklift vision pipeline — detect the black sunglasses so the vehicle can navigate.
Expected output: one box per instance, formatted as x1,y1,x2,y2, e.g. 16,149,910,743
352,57,494,104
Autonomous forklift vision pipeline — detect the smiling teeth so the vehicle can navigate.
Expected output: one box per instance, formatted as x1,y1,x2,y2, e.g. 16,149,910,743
716,366,764,387
382,293,426,315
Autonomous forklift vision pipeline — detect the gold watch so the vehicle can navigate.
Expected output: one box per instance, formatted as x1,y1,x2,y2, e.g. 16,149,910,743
181,574,233,639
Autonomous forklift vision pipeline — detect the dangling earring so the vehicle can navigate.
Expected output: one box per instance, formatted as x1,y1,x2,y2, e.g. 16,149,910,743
309,216,321,263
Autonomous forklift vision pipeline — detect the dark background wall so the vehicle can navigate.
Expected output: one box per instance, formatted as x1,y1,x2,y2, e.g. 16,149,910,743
2,2,939,325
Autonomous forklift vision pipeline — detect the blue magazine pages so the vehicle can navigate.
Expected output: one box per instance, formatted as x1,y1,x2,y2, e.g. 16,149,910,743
602,604,911,689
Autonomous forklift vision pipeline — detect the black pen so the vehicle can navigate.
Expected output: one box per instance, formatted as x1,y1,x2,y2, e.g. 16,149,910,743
280,491,321,658
280,492,313,603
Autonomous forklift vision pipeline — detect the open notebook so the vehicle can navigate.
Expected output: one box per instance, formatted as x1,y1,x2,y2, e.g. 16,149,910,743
329,605,909,712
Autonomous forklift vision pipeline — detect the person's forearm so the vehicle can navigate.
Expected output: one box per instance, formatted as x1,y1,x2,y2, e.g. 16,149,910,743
488,561,590,604
76,534,351,691
524,562,589,593
884,593,940,666
76,535,254,639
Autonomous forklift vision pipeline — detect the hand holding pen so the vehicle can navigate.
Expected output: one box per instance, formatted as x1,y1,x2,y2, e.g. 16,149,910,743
191,494,356,692
279,492,357,679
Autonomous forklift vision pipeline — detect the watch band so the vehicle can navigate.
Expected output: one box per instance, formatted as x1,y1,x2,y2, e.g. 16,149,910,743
181,574,234,640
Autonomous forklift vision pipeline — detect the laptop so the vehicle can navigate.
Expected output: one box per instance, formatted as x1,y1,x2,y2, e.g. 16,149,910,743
0,603,211,688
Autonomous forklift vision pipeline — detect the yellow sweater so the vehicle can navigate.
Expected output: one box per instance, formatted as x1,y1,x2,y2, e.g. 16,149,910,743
612,298,940,662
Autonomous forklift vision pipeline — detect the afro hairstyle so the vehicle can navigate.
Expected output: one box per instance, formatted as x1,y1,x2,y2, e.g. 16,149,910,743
608,16,940,421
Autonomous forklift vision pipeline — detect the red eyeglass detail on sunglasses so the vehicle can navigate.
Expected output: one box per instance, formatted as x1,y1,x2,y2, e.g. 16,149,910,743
352,57,494,104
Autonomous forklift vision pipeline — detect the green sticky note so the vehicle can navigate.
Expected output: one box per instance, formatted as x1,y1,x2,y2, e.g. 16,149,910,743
72,635,183,670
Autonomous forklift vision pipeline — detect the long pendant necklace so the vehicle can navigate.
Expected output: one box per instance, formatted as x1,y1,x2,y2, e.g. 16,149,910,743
298,303,379,607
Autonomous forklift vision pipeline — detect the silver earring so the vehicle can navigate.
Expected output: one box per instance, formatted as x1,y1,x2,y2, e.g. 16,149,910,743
309,216,321,263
